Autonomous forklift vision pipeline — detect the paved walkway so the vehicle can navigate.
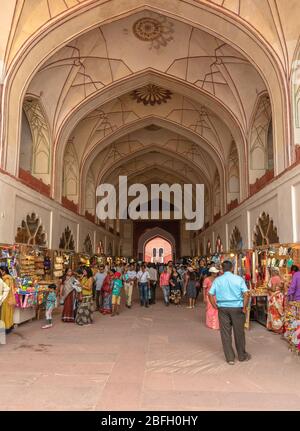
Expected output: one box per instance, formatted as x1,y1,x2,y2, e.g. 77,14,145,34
1,300,300,411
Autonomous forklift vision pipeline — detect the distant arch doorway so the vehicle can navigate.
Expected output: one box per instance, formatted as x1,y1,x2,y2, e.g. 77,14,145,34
144,237,173,264
137,227,176,261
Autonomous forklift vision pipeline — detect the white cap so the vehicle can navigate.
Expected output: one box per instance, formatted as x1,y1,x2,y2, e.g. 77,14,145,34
209,266,219,274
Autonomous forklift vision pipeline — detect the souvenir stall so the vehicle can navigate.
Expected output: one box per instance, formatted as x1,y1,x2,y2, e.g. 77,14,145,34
283,301,300,355
0,244,19,277
53,250,76,278
13,244,56,324
91,254,107,267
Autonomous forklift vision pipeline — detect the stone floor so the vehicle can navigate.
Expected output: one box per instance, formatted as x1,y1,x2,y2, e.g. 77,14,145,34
1,297,300,411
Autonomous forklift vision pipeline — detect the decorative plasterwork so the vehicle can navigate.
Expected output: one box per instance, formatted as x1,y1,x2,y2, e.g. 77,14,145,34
63,141,79,204
253,212,279,246
130,84,172,106
15,213,47,246
249,94,272,182
133,16,174,49
228,140,240,201
230,227,243,252
26,16,266,138
59,226,75,251
213,171,221,216
83,234,93,255
23,98,51,184
215,235,223,253
206,240,212,256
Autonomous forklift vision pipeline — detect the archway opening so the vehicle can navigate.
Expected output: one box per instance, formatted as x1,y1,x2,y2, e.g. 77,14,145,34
144,236,173,263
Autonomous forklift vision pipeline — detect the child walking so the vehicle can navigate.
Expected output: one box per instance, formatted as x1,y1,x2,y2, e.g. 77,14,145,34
111,272,123,317
42,283,57,329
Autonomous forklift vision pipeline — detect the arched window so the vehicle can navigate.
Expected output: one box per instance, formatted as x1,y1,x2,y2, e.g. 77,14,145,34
159,248,164,257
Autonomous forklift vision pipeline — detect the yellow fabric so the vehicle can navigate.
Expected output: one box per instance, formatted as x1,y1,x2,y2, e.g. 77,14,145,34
112,295,121,305
1,275,15,330
81,276,92,297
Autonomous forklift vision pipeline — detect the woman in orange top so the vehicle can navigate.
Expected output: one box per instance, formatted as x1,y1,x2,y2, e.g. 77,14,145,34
203,267,220,329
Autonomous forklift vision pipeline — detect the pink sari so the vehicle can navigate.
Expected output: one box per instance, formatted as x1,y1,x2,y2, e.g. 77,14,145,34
203,277,219,330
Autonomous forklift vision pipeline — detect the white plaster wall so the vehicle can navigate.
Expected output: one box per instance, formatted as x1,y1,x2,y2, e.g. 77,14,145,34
0,171,118,252
198,164,300,250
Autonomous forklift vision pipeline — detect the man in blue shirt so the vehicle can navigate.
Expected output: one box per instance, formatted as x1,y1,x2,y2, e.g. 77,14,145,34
209,260,251,365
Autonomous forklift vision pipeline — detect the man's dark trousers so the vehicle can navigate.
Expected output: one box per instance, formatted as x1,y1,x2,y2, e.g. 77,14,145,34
149,281,156,304
218,307,247,362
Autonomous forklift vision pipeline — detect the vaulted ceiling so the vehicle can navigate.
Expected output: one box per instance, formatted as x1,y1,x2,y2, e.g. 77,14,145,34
1,0,299,227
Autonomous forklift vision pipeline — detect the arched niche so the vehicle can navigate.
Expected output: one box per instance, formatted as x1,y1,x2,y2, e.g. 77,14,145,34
20,97,51,184
249,94,273,185
253,212,279,247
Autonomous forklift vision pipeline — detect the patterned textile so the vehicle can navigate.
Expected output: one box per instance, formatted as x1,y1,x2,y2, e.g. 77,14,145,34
267,291,284,333
75,295,93,325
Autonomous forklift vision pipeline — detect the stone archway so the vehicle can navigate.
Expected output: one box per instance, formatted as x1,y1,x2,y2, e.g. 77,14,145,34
144,236,173,263
137,226,177,261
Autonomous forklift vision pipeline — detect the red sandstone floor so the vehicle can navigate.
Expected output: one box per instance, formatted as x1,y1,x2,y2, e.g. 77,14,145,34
1,300,300,411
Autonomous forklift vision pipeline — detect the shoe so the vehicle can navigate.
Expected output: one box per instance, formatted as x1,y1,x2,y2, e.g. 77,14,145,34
140,302,144,307
239,353,251,362
145,304,149,308
166,302,169,306
227,361,235,365
127,305,131,309
42,324,52,329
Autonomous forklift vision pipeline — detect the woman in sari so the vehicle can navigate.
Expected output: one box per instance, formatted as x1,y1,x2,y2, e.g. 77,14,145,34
203,266,220,330
61,268,79,323
100,270,114,315
75,267,94,326
0,267,16,333
267,267,284,333
169,268,182,305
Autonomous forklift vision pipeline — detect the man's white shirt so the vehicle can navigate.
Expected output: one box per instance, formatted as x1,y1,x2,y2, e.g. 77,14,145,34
137,271,150,283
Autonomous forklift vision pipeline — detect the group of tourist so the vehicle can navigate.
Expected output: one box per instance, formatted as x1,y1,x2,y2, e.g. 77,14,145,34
1,255,300,365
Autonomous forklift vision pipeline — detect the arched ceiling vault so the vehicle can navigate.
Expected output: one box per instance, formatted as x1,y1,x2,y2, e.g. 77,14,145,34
102,164,209,211
55,74,247,201
78,117,227,210
93,140,215,187
1,0,290,182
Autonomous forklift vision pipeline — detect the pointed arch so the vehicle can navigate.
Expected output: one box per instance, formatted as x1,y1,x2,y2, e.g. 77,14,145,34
20,97,51,184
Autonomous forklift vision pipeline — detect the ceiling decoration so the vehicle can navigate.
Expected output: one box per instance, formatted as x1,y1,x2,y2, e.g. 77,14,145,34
144,124,162,131
130,84,172,106
59,226,75,251
133,16,174,49
253,212,279,246
15,213,47,246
